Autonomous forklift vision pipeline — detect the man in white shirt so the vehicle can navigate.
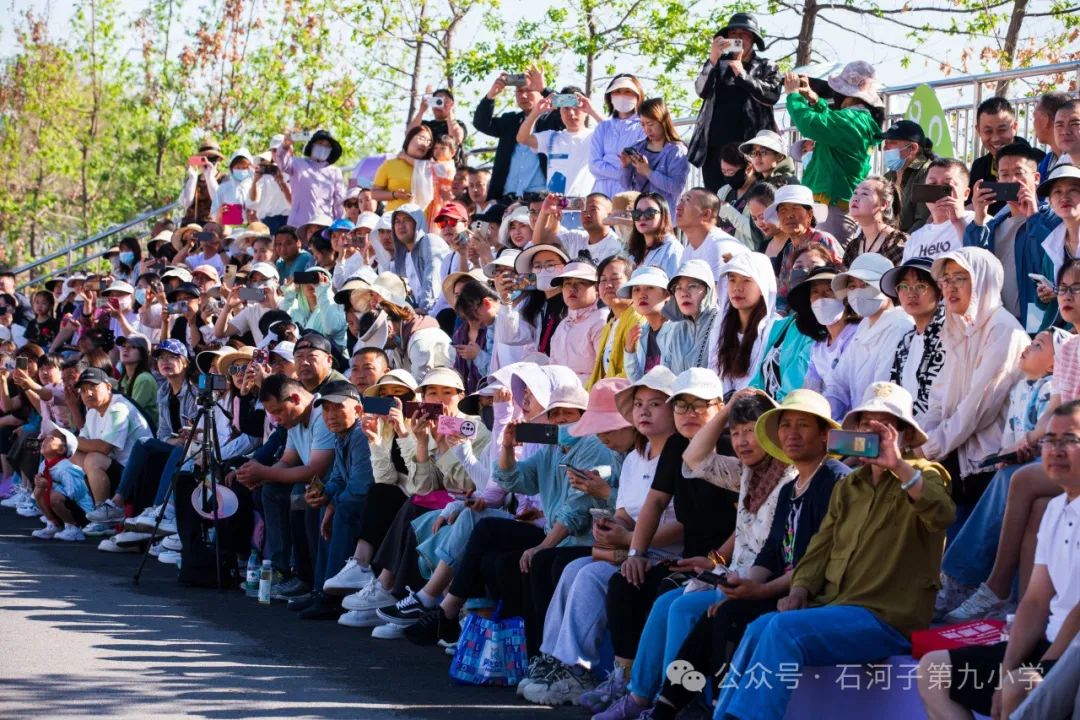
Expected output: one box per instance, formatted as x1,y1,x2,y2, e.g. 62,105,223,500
535,193,625,263
675,187,746,285
902,159,974,262
73,368,153,503
919,399,1080,719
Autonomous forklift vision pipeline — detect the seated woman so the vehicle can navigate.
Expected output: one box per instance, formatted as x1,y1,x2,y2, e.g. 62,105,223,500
765,184,843,313
787,264,859,394
395,374,619,646
663,260,719,376
627,192,683,278
447,275,498,394
550,260,608,383
622,266,673,381
496,245,570,359
588,256,640,387
519,367,683,706
596,385,800,719
710,252,777,397
843,175,907,267
278,266,347,349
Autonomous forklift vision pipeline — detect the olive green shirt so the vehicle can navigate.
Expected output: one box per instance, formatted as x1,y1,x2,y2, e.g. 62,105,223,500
791,458,954,637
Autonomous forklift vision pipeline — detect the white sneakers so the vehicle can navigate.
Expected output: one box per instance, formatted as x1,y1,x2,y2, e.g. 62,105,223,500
944,582,1012,623
323,558,374,595
371,623,406,640
98,537,139,553
125,504,175,535
86,499,125,524
342,577,396,612
338,609,381,628
32,521,60,539
1,487,28,508
54,524,86,542
158,549,181,565
161,534,183,552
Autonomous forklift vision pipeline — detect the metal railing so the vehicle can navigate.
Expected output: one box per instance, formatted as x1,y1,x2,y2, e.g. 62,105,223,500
13,202,180,291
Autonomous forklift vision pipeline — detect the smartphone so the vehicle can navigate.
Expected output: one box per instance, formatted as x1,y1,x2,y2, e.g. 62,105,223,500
588,507,615,521
15,356,27,371
559,462,591,478
504,73,527,87
308,476,324,495
238,287,266,303
360,396,395,416
224,265,238,285
221,203,244,226
187,155,206,168
559,196,586,212
194,231,215,246
981,181,1021,203
95,298,111,309
511,273,537,292
911,184,953,204
455,231,470,248
514,422,559,445
86,280,102,292
291,131,312,145
166,301,189,314
1029,273,1055,290
978,451,1020,468
251,348,269,365
551,93,579,108
403,400,444,419
622,146,641,158
728,38,744,53
693,570,726,586
437,415,477,438
293,271,322,285
469,220,488,236
827,429,881,458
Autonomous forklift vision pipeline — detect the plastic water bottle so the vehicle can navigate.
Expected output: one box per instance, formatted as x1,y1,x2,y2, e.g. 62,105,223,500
1001,613,1016,642
245,551,260,597
258,559,272,604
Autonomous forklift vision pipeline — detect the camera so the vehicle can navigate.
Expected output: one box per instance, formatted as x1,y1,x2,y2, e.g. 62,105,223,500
551,94,579,108
425,94,446,109
198,373,228,393
261,163,278,176
504,73,527,87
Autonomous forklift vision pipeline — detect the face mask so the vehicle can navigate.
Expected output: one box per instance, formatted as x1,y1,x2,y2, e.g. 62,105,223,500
801,151,813,168
117,296,133,311
119,251,135,266
133,288,147,306
789,267,809,287
558,422,582,448
311,145,331,162
231,169,252,182
847,287,886,317
882,148,906,173
611,96,637,114
536,269,558,292
722,169,746,191
810,297,846,326
480,405,495,432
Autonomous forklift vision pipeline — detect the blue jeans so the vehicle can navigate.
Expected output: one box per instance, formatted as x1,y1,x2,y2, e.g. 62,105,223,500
630,587,720,700
261,482,295,575
415,506,513,577
713,606,910,720
941,463,1028,586
115,438,184,511
314,493,366,590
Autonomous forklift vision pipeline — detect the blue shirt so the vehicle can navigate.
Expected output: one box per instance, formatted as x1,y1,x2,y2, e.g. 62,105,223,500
504,143,546,196
43,458,94,513
275,250,316,282
285,406,336,467
323,421,375,504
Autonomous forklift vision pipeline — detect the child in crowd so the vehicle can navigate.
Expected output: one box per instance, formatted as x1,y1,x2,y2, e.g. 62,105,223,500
1001,328,1066,452
32,423,92,541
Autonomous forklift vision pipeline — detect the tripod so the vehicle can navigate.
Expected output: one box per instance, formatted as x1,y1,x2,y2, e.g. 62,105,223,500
133,383,228,590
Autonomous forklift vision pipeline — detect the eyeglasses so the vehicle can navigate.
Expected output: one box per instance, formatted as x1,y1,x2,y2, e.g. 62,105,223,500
630,208,661,221
896,282,932,295
937,274,970,288
1057,284,1080,298
531,261,564,272
672,399,715,415
748,149,773,159
673,281,706,294
1039,435,1080,450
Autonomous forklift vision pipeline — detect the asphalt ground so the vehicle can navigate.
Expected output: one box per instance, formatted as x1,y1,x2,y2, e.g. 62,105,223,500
0,510,560,720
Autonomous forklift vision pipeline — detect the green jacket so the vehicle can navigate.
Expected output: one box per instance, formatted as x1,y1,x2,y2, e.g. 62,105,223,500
787,93,881,206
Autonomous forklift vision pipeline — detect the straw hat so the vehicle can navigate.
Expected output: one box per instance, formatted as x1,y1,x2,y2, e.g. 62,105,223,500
755,389,839,465
841,382,928,447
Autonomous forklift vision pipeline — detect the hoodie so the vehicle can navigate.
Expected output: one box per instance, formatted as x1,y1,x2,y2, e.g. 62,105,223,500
921,247,1030,477
390,204,452,314
707,252,779,395
664,260,722,376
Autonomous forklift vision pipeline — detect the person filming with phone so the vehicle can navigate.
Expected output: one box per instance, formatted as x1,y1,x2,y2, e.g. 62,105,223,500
964,142,1061,332
713,382,953,720
687,13,782,194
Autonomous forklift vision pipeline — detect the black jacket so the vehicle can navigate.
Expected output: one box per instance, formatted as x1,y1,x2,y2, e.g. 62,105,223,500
688,53,783,168
473,95,564,200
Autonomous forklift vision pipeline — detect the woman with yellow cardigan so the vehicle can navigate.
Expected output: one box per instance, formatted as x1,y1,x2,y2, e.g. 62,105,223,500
588,256,641,388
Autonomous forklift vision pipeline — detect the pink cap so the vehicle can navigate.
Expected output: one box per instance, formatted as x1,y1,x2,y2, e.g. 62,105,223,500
570,377,633,436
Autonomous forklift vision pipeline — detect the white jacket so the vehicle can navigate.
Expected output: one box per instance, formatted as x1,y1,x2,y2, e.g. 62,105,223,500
824,306,914,419
921,247,1030,477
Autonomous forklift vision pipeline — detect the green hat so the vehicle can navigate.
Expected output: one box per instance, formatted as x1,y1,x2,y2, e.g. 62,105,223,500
755,389,839,465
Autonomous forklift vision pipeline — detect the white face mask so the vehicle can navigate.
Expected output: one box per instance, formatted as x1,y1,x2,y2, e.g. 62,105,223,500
810,297,846,326
535,269,558,292
611,96,637,114
847,287,886,317
311,145,331,162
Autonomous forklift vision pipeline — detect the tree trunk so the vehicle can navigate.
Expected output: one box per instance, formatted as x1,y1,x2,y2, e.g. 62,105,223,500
407,0,428,121
584,5,596,95
796,0,818,66
994,0,1028,96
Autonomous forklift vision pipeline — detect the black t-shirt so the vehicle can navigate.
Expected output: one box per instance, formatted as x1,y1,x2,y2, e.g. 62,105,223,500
708,64,750,145
650,434,738,558
422,119,469,164
24,317,60,348
168,389,181,433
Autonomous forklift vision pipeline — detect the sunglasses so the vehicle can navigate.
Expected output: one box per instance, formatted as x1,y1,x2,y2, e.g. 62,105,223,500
631,209,661,221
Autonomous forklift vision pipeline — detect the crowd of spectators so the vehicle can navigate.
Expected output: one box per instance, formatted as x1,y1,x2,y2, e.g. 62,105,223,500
4,13,1080,719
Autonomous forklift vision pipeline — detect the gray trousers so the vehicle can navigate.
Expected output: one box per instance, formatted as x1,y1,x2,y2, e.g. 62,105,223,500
540,556,619,669
1013,634,1080,720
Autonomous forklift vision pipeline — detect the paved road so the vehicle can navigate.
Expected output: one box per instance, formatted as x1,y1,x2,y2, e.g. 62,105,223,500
0,512,554,720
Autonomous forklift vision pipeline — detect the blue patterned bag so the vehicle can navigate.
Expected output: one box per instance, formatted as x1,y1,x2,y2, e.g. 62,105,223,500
449,604,528,687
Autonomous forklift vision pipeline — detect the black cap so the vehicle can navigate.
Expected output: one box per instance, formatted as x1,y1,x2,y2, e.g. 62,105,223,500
76,367,114,387
474,203,508,225
313,380,362,407
996,141,1046,164
295,331,333,355
166,282,201,302
882,119,927,144
880,257,936,300
718,12,764,49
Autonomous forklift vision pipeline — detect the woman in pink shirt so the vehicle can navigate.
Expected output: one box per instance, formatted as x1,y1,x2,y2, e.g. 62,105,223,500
549,260,609,382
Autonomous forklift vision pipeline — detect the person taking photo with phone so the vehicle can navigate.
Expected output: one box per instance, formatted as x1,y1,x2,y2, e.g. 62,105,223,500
903,159,975,262
517,86,603,200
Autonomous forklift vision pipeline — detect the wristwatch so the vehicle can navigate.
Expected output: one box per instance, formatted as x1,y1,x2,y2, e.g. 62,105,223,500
627,549,641,558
